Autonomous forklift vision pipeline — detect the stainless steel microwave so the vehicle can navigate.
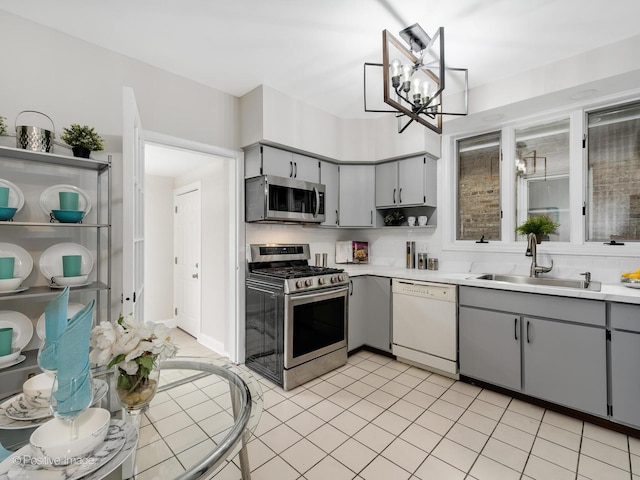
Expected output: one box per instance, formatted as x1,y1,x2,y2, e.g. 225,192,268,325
245,175,326,223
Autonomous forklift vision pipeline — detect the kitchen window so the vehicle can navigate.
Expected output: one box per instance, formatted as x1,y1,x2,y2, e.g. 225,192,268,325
515,119,571,242
456,131,501,241
587,101,640,242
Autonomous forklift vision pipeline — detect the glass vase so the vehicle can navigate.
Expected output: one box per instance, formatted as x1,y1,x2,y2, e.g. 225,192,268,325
115,365,160,413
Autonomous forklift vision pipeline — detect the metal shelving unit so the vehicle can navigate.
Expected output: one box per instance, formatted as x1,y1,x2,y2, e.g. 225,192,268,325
0,145,112,392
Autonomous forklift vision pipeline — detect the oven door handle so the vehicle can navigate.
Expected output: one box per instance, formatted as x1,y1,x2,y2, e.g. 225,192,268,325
289,285,348,302
247,285,284,297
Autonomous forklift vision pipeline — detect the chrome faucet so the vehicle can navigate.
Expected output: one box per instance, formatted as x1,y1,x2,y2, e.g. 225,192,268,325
526,233,553,277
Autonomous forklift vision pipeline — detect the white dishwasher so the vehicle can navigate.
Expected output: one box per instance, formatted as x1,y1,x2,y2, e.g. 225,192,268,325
392,279,458,378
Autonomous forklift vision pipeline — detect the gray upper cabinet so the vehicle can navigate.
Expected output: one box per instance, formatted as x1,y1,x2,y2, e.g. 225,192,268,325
375,162,398,208
338,165,375,227
244,145,320,183
291,153,320,183
610,303,640,428
320,161,339,227
375,156,437,208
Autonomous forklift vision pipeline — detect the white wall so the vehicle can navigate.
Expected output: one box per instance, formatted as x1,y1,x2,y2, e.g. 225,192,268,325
144,175,175,323
0,11,242,324
240,85,437,162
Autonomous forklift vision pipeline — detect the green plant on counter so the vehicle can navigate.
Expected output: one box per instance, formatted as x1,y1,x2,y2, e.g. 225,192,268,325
0,116,6,136
61,124,105,151
516,215,559,237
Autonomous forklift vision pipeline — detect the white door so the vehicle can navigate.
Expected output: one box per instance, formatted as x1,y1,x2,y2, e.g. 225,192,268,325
122,87,145,319
174,183,201,337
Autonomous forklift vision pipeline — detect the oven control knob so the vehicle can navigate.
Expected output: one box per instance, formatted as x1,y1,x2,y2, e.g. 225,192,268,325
331,276,338,283
338,275,345,282
295,280,304,289
318,277,326,285
305,278,313,287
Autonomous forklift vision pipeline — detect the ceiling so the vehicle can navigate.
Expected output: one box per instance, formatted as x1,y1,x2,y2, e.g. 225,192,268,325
1,0,640,123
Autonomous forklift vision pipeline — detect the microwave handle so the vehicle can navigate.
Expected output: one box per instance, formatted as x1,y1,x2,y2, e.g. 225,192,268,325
313,186,320,218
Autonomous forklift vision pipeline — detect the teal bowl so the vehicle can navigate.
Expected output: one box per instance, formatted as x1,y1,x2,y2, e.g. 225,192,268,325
0,207,17,221
51,209,85,223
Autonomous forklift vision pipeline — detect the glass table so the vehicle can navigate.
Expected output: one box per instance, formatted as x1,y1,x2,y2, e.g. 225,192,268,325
0,356,263,480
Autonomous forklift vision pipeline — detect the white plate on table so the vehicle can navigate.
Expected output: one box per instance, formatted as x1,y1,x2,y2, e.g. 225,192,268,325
0,419,132,480
38,243,93,283
0,178,24,212
0,311,33,350
38,184,92,217
0,378,109,423
0,243,33,280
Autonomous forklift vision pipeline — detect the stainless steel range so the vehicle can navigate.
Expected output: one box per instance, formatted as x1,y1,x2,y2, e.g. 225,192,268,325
245,244,349,390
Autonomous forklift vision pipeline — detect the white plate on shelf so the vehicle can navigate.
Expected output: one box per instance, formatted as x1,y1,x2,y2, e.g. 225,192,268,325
0,355,25,370
36,302,90,339
0,310,34,350
0,178,25,212
0,419,129,480
39,184,92,217
0,243,33,279
38,243,93,282
0,286,28,297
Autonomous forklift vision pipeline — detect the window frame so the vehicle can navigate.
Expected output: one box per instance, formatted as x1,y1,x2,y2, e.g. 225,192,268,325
442,95,640,257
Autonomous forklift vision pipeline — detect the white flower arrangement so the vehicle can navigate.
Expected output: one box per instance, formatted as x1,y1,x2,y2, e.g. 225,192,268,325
90,314,178,387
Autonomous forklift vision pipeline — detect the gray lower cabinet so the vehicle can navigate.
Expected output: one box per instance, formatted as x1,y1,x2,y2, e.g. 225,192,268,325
459,287,607,418
459,306,521,391
348,277,367,352
348,276,391,353
523,316,607,417
610,303,640,428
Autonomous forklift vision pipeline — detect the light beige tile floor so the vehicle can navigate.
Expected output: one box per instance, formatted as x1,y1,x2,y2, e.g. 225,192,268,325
134,329,640,480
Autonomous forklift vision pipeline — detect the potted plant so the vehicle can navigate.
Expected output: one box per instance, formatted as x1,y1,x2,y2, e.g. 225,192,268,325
60,124,105,158
0,116,6,136
384,210,405,226
516,215,559,243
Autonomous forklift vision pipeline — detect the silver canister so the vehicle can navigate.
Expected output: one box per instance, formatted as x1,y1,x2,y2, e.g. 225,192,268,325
417,253,427,269
427,258,439,270
406,241,416,269
322,253,328,267
315,253,321,266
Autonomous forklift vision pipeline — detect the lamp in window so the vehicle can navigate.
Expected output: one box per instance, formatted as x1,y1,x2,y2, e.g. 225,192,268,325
364,23,468,134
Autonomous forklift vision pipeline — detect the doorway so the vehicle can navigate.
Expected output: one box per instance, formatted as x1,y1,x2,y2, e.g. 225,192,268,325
143,135,244,361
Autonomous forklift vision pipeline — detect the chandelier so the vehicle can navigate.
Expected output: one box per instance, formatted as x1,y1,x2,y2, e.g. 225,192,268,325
364,23,468,134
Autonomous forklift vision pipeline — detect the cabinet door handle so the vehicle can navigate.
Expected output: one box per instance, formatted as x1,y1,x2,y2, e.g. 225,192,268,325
294,162,298,178
514,318,518,340
526,320,531,343
349,279,353,296
393,188,396,204
370,210,373,225
289,161,293,177
335,209,339,225
399,188,403,203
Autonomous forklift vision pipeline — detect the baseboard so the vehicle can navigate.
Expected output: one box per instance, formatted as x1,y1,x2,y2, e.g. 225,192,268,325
153,318,178,328
198,333,228,358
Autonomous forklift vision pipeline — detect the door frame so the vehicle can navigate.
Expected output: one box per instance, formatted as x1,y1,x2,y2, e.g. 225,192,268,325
174,180,202,337
144,130,245,363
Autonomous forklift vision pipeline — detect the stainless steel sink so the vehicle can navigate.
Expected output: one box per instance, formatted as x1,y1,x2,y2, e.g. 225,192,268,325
475,273,602,292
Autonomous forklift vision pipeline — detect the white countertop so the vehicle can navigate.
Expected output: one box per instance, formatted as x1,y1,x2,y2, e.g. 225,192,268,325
338,264,640,304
